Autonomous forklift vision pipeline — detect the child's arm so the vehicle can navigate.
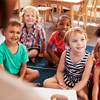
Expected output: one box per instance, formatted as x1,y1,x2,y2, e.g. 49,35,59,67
72,55,93,92
92,42,99,59
56,50,67,88
38,40,46,58
19,63,27,79
0,64,5,72
47,43,60,67
92,65,99,100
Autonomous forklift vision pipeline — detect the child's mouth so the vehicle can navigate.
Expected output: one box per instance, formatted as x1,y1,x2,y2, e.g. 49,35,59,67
62,30,66,33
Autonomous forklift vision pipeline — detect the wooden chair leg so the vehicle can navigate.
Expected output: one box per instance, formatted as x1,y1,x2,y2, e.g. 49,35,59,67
57,5,59,17
94,9,97,23
40,11,42,22
49,10,54,24
82,15,86,30
52,5,54,17
58,5,62,17
61,6,64,14
78,17,80,27
90,10,92,24
43,11,46,27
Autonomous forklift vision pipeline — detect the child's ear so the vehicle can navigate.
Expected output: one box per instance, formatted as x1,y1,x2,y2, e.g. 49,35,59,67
1,30,5,36
55,24,58,29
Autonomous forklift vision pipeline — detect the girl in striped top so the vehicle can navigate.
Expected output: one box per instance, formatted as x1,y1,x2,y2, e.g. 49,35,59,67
43,27,93,100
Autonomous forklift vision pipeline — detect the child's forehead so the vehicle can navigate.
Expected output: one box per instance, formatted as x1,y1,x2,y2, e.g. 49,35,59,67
58,17,71,24
25,10,36,14
25,9,37,13
59,17,70,21
70,32,85,37
7,25,21,30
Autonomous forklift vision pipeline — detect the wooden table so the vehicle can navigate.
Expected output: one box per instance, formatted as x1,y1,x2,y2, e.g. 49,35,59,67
31,0,84,27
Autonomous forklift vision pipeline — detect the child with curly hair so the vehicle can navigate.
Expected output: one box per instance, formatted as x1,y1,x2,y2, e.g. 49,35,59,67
20,6,46,63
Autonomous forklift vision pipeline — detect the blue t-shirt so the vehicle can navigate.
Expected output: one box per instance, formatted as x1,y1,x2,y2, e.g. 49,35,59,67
0,41,29,74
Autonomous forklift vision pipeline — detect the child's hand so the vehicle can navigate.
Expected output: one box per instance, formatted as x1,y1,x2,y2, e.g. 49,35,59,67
38,53,43,58
59,83,68,90
53,56,60,68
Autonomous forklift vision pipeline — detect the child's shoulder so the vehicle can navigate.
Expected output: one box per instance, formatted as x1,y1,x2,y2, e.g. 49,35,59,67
34,24,44,30
0,41,5,51
97,38,100,43
0,41,7,49
51,31,59,36
18,42,27,50
85,50,90,55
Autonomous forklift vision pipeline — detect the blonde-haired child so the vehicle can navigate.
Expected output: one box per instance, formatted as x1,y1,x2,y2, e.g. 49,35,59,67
0,19,40,86
43,27,93,100
20,6,46,63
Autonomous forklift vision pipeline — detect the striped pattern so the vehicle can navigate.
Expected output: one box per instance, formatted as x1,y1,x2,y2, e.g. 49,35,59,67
63,49,90,87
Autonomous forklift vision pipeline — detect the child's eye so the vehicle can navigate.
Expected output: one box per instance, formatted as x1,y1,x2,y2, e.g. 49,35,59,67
59,23,63,25
73,40,77,42
66,24,70,26
81,38,85,41
17,32,20,34
10,31,14,33
26,15,29,17
32,15,35,17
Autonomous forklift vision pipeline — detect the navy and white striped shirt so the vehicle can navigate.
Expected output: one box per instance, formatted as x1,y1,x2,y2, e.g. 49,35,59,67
63,49,90,87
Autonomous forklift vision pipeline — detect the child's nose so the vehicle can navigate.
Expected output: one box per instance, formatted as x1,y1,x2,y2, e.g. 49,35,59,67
63,25,67,28
78,40,82,44
13,33,17,36
29,16,32,19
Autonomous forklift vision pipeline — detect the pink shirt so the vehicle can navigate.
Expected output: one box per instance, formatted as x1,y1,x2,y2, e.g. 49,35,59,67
48,31,66,55
97,38,100,43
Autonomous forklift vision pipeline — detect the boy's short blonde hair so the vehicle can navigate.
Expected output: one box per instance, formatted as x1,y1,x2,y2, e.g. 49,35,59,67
19,6,40,24
4,19,22,31
64,27,88,46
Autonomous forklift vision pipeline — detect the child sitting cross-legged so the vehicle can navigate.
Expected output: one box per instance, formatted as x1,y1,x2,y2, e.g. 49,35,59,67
20,6,46,63
43,15,72,68
43,27,93,100
0,19,40,86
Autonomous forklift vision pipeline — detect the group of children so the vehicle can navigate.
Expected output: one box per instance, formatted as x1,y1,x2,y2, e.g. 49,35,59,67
0,5,100,100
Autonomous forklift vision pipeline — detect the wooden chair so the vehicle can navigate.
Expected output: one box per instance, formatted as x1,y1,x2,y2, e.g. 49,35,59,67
64,0,89,30
87,0,99,23
31,0,54,28
51,4,60,17
36,6,54,27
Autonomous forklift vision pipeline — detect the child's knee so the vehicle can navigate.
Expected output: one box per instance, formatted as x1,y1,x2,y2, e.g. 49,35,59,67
43,79,50,87
43,51,48,58
34,70,40,78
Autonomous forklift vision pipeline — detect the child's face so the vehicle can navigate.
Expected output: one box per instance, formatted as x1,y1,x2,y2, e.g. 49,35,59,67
68,32,86,53
24,11,37,26
2,25,21,44
56,17,71,38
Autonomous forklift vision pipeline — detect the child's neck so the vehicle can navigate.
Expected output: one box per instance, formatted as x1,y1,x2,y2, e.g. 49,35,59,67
5,41,18,55
59,34,64,39
26,24,33,32
70,50,85,64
